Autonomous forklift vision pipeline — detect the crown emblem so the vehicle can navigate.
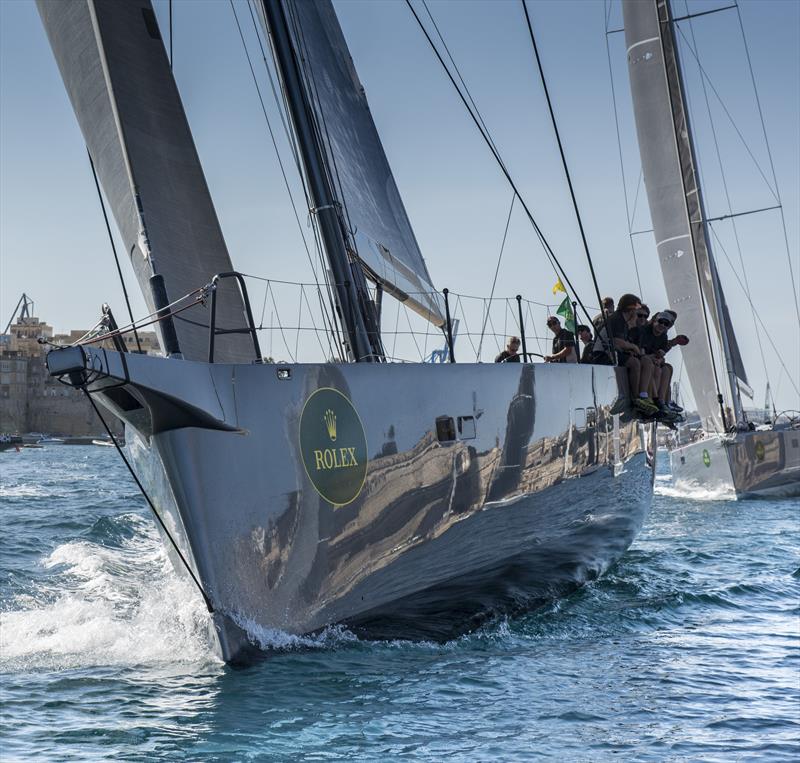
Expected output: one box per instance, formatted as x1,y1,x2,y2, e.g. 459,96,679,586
324,409,337,441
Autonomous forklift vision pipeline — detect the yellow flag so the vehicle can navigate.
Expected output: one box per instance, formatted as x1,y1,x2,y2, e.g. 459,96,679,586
552,278,566,296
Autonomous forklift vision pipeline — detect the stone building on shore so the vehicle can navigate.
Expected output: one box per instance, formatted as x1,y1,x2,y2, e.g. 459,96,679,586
0,301,159,435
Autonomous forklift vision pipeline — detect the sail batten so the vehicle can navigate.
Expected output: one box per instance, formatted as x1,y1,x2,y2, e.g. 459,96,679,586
261,0,444,327
37,0,253,363
623,0,744,431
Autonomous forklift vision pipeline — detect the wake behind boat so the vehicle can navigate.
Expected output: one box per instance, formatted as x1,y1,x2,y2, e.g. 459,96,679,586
39,0,654,662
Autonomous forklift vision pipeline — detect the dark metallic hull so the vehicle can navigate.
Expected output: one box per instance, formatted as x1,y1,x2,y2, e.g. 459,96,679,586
670,430,800,498
49,347,654,661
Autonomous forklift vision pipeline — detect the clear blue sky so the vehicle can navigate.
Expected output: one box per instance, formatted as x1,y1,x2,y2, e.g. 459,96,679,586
1,0,798,410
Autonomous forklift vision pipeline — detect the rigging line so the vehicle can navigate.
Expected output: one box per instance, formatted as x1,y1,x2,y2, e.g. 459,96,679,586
247,0,295,155
404,0,595,331
629,169,644,233
672,23,778,201
477,192,516,358
286,2,358,247
453,295,478,359
83,391,214,613
282,3,377,360
420,0,501,156
168,0,173,70
520,1,613,354
230,0,338,359
267,281,296,362
299,284,330,358
247,2,342,352
401,298,423,361
733,0,800,327
606,4,737,36
86,150,142,354
229,4,321,289
628,203,785,235
258,279,269,328
604,0,614,31
390,291,402,360
683,2,770,391
294,283,304,360
708,221,800,399
603,0,643,296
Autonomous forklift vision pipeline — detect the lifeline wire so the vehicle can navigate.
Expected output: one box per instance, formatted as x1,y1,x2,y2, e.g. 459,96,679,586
83,390,214,613
87,150,142,354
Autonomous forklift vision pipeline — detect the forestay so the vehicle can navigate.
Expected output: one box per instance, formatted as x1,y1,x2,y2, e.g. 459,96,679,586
37,0,254,363
622,0,747,432
264,0,444,327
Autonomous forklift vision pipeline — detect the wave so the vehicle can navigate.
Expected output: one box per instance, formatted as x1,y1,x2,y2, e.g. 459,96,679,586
0,515,219,671
0,483,48,498
654,480,736,502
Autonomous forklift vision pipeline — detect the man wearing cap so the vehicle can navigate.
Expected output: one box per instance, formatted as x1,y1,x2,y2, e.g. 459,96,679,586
544,317,577,363
640,311,689,416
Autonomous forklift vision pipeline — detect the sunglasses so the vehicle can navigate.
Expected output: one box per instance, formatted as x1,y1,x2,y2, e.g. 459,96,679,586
637,312,649,319
657,319,673,327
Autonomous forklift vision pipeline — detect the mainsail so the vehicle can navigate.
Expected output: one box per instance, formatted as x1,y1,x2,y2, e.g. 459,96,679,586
622,0,746,431
37,0,254,363
258,0,444,327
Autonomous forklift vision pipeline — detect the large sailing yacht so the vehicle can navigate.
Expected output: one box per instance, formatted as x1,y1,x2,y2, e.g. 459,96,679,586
39,0,654,662
622,0,799,498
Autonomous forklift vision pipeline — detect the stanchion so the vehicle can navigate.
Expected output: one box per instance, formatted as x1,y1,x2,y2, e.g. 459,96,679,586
516,295,529,362
443,288,455,363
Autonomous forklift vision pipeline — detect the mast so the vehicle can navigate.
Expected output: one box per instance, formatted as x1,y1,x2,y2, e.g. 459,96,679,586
258,0,379,362
660,0,743,426
622,0,746,431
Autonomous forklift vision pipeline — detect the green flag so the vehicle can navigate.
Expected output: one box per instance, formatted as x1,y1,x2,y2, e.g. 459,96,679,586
556,297,575,333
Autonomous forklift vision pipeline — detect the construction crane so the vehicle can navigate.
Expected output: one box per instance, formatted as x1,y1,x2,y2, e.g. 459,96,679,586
3,293,34,335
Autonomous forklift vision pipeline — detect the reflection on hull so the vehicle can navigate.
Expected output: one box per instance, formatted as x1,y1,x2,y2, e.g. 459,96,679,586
54,347,654,662
670,430,800,499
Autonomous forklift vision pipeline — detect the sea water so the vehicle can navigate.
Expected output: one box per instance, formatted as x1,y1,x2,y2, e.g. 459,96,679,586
1,446,798,761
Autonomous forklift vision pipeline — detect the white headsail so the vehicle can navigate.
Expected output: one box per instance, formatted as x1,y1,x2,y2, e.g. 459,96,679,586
37,0,254,363
622,0,748,431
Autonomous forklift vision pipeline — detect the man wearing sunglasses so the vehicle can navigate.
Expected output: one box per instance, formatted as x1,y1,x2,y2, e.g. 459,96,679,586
544,317,577,363
640,312,689,417
629,304,651,347
593,293,659,416
495,335,522,363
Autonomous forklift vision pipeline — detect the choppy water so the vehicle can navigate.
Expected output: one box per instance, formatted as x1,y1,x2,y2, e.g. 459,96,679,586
1,446,798,761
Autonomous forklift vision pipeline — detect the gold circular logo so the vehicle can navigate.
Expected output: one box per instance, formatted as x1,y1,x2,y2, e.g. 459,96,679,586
299,387,367,506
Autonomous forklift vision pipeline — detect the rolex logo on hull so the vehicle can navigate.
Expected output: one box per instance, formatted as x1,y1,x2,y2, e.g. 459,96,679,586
299,388,368,506
324,409,337,441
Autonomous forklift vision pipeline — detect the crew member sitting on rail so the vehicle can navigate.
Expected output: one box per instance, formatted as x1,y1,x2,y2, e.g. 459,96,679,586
593,297,615,334
495,335,521,363
594,293,659,416
641,311,689,417
629,304,650,346
544,317,577,363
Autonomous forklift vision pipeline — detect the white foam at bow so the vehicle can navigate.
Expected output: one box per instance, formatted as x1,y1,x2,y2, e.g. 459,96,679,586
0,518,219,670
